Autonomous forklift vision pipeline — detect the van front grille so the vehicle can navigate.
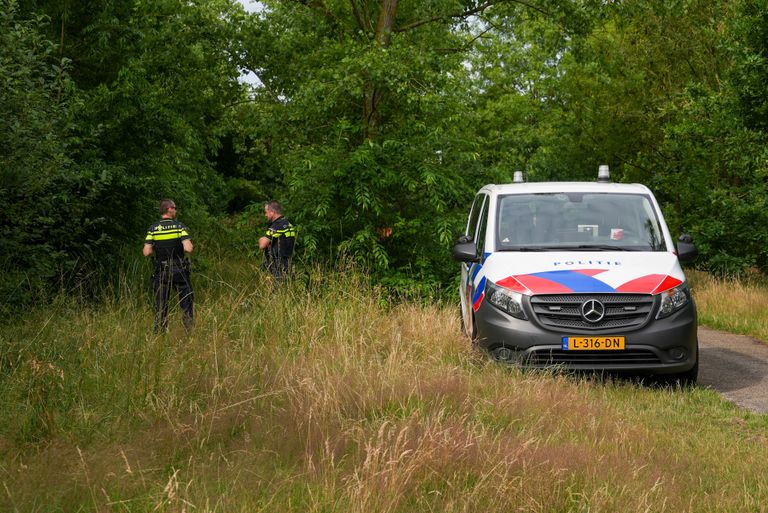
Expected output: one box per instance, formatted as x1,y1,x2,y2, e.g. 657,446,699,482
530,294,655,330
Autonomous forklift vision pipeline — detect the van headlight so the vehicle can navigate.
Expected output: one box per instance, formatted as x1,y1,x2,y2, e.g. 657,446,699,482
487,282,528,320
656,282,690,319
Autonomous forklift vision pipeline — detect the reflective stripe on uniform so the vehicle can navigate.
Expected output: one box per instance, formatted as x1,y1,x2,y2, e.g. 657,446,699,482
266,227,297,238
147,230,188,241
146,219,191,263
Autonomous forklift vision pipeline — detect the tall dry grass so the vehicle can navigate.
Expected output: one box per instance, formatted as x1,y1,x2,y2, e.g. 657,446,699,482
689,270,768,342
1,262,768,512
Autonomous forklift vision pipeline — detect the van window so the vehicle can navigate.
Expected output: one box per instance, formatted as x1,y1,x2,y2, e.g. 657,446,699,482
476,196,490,256
465,194,487,242
496,193,667,251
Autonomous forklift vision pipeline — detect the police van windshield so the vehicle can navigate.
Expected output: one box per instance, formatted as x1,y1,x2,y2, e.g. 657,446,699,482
496,192,667,252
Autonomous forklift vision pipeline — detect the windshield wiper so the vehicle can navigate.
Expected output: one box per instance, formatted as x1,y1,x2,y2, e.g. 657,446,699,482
497,246,560,252
571,245,636,251
498,245,641,252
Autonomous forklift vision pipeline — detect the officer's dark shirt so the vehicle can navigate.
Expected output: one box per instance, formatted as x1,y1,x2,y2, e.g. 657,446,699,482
265,216,296,264
145,219,191,263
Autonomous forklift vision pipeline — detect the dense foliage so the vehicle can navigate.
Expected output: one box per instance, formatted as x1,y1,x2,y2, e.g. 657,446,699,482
2,0,767,309
1,0,247,308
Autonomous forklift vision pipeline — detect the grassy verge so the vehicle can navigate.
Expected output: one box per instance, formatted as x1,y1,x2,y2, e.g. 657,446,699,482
689,270,768,342
1,263,767,512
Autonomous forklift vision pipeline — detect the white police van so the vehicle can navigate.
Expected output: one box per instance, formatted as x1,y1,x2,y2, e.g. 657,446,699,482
453,166,699,382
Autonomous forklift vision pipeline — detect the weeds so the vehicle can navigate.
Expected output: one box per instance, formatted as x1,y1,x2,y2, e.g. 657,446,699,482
1,264,767,512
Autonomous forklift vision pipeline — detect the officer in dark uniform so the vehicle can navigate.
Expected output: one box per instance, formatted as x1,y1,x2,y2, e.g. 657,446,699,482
259,200,296,280
143,199,194,333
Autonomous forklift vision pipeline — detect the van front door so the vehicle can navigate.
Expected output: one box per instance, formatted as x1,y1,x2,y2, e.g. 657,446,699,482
460,193,488,338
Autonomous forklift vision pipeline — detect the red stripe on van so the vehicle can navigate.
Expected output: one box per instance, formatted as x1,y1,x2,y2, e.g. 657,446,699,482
495,276,531,294
514,274,572,294
616,274,682,294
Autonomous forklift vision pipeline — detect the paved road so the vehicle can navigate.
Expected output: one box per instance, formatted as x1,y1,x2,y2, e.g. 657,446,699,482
698,326,768,414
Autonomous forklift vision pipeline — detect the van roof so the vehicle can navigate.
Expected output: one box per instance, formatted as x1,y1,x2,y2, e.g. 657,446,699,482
480,181,652,195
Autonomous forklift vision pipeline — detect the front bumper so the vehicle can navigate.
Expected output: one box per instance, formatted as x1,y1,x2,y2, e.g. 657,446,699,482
474,296,698,375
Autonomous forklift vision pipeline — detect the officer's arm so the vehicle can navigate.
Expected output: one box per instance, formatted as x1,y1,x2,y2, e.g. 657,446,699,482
183,239,193,253
259,236,271,250
143,243,153,257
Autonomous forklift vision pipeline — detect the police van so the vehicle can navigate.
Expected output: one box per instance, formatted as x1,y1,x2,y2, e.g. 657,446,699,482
452,166,699,382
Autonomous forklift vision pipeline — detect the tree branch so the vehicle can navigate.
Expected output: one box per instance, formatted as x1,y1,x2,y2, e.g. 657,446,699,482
395,1,494,33
349,0,371,32
506,0,550,17
395,0,550,33
436,24,494,53
292,0,337,23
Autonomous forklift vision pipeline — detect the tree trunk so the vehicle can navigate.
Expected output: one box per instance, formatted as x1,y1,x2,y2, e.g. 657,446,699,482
375,0,398,46
363,0,398,140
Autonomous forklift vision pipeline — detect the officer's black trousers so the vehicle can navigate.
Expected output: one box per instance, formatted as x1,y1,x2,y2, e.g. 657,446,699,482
153,267,193,333
264,257,291,282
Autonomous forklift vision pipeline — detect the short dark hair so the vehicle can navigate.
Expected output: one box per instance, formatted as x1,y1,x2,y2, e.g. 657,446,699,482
265,200,283,215
159,199,176,215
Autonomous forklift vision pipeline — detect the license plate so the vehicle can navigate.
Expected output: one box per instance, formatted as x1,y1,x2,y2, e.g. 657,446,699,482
562,336,625,350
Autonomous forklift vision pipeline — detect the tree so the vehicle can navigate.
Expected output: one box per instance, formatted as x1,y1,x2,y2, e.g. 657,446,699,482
240,0,529,290
471,0,766,274
1,0,250,309
0,0,111,306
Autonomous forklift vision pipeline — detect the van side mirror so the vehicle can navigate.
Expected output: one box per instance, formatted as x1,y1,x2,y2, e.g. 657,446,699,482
676,234,698,263
452,239,480,262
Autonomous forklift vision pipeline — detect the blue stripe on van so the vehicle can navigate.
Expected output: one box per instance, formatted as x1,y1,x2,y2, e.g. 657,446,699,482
529,270,616,293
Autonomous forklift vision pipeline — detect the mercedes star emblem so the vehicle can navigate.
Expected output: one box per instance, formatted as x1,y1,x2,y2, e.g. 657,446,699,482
581,299,606,323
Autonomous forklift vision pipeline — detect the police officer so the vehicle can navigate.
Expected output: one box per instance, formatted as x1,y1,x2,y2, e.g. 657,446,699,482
259,200,296,280
143,199,194,333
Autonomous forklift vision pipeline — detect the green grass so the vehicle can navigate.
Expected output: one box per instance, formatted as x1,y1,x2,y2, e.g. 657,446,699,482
1,261,767,512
